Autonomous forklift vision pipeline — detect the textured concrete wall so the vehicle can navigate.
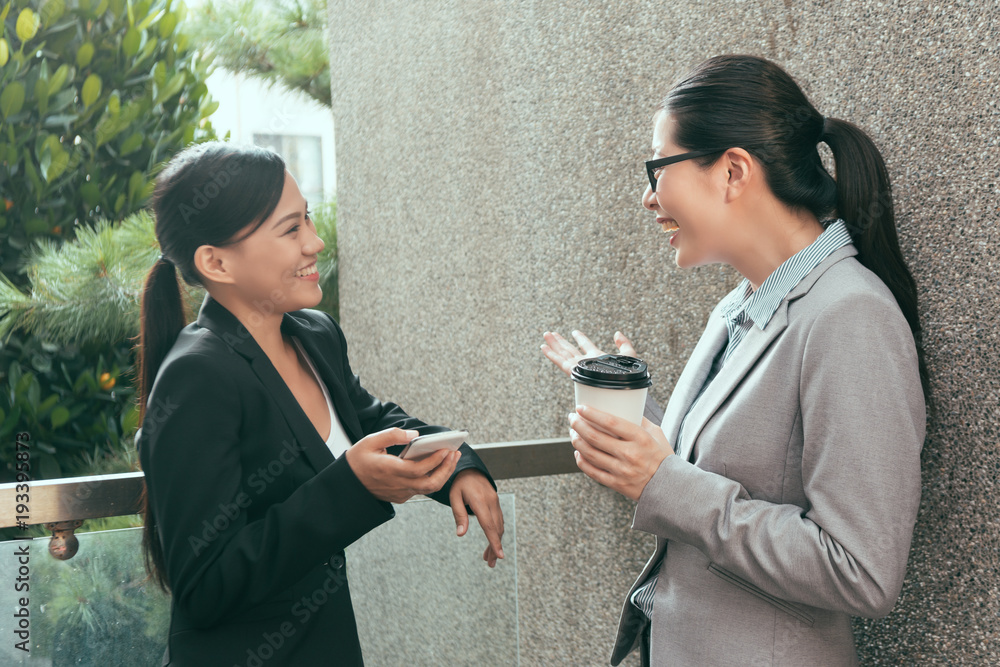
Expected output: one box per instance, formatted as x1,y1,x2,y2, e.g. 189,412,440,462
327,1,999,664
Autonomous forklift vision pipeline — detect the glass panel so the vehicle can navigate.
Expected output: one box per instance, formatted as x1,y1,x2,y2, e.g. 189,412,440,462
0,528,170,666
0,493,517,665
349,493,518,666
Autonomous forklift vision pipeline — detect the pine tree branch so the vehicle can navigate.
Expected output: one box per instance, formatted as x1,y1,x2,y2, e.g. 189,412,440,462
189,0,332,108
0,213,203,345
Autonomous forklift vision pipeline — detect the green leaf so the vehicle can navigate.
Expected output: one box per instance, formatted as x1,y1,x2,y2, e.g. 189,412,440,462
158,12,177,38
8,361,24,389
42,113,77,128
121,401,140,429
50,405,70,428
155,72,185,104
0,38,9,68
0,405,21,438
107,90,120,115
34,77,50,115
15,371,41,411
38,453,61,480
38,393,59,416
200,99,219,119
0,81,25,118
122,27,140,57
46,88,76,114
119,131,142,155
41,144,69,183
153,61,166,87
81,73,102,107
74,369,97,394
24,217,49,234
127,169,144,202
31,351,53,373
39,0,66,27
80,181,101,207
49,64,70,92
16,8,40,43
15,371,33,402
76,42,95,68
22,147,44,194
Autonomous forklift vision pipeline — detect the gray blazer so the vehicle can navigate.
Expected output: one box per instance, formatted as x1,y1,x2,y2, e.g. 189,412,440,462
611,246,925,666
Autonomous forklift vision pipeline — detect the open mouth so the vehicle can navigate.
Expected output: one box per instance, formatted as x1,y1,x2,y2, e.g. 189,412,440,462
294,263,318,278
657,218,679,233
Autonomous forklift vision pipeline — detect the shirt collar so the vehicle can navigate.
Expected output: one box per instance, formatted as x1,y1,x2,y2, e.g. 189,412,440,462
720,219,853,330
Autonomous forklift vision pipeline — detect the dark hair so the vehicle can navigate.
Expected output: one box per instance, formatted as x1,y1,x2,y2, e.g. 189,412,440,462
664,54,929,400
136,141,286,591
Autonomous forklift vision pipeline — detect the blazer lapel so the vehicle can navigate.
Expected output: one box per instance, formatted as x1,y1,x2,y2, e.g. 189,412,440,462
674,245,859,462
676,305,788,462
281,314,365,443
660,310,728,448
195,296,335,474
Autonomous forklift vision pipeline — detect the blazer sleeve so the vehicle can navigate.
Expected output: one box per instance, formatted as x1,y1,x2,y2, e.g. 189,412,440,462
324,312,496,504
632,292,925,618
139,350,394,629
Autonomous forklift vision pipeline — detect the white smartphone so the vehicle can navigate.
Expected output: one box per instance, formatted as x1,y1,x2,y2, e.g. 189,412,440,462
399,430,469,461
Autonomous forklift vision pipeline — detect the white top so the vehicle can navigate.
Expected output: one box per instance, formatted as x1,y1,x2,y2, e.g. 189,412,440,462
291,336,353,459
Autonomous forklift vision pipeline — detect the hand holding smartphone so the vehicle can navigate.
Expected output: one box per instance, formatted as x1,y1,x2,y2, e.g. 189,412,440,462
399,430,469,461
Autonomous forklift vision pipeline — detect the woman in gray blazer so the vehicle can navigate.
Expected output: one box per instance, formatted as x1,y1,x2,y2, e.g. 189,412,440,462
542,55,927,666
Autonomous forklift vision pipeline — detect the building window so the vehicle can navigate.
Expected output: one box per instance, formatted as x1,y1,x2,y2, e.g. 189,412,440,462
254,134,324,203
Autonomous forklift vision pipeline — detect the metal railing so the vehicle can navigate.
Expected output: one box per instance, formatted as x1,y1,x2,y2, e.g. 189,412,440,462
0,438,576,557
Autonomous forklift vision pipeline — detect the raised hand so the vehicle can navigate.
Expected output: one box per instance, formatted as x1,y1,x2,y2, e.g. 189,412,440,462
541,330,639,377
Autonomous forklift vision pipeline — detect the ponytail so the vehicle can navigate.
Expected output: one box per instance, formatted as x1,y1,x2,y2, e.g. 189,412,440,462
822,118,930,400
136,255,187,593
134,142,287,593
664,55,929,403
137,256,186,420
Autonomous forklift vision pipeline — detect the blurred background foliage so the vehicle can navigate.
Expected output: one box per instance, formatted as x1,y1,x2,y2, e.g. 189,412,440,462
0,0,218,482
187,0,330,108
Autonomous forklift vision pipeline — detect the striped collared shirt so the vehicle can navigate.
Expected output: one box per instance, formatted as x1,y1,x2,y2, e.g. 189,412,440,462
717,219,853,365
629,218,853,621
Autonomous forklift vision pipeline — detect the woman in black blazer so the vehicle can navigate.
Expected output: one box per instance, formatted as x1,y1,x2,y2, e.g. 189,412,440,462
136,142,503,666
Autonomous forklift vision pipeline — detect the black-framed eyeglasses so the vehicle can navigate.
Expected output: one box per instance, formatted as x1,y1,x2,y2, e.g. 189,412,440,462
645,148,728,190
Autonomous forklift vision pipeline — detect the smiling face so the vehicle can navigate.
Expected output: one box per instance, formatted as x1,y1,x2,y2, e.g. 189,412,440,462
641,111,732,269
210,170,325,316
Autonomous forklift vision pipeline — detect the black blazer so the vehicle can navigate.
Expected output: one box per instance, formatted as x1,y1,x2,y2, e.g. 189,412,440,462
138,295,493,666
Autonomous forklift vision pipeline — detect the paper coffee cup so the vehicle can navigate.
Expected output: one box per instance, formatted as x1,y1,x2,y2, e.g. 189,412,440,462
571,354,652,426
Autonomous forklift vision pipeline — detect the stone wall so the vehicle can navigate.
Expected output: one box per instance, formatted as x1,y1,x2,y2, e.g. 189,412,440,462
327,1,999,664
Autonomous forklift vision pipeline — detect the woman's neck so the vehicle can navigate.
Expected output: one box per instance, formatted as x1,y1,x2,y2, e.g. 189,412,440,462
728,206,825,290
210,291,294,365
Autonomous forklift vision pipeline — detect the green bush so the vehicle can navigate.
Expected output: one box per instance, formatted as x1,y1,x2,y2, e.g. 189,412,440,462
0,0,218,281
0,0,217,481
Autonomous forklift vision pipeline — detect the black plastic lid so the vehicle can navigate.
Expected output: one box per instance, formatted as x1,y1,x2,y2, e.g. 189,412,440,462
571,354,652,390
